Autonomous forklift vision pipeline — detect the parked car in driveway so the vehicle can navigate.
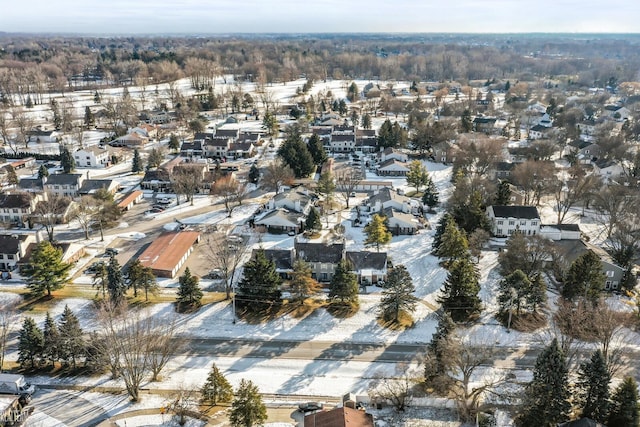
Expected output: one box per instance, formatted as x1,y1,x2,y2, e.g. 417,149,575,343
298,402,323,412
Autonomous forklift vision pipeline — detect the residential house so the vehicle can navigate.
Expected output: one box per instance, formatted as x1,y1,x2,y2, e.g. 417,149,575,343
256,248,295,279
111,131,149,148
32,196,74,224
28,128,59,143
228,141,255,158
383,206,420,235
74,146,111,168
179,141,204,158
295,241,345,282
140,169,172,191
0,233,37,271
377,147,408,163
330,133,356,153
355,129,377,153
592,158,624,181
44,174,83,197
78,179,118,196
18,178,44,193
490,162,515,180
364,187,412,214
203,137,232,159
353,180,393,192
268,188,315,214
376,159,410,176
473,116,497,133
486,205,541,237
303,406,374,427
130,124,158,140
529,124,550,140
345,251,388,285
553,239,626,291
254,209,304,234
604,105,631,121
567,140,602,164
0,193,38,226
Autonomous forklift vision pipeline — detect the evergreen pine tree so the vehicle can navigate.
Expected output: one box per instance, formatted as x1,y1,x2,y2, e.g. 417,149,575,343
438,257,481,322
25,95,33,108
495,180,512,205
362,113,372,129
328,260,359,304
18,317,44,369
434,216,469,265
248,164,260,184
237,249,282,311
278,126,315,178
460,108,473,133
229,379,267,427
307,133,327,165
379,265,418,323
422,178,439,211
22,241,72,297
94,91,101,104
60,146,75,173
607,377,639,427
406,160,430,194
289,260,321,304
200,362,234,407
84,106,95,128
377,119,395,148
132,149,143,173
425,312,457,382
562,250,606,303
305,206,322,231
577,350,610,423
168,134,180,152
364,214,392,252
516,338,571,427
107,255,127,305
497,269,547,318
58,305,85,369
42,312,60,368
38,164,49,180
51,99,62,129
176,267,203,307
432,212,453,251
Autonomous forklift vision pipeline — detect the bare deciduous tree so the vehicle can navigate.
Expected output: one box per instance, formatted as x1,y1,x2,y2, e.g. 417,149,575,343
335,168,362,209
369,364,416,412
211,175,246,216
261,159,295,194
204,232,249,300
165,383,200,426
0,300,19,372
32,193,71,241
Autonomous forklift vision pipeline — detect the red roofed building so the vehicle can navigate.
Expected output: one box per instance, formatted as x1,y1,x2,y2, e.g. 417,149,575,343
138,231,200,278
304,407,374,427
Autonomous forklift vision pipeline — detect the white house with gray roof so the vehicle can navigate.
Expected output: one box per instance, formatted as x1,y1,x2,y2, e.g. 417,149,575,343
268,188,315,215
364,187,413,214
486,205,541,237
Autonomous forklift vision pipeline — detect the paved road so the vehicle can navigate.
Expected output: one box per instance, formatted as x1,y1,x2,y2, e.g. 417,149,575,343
27,389,108,427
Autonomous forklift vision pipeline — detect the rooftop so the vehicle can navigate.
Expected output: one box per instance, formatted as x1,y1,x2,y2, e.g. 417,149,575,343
138,231,200,274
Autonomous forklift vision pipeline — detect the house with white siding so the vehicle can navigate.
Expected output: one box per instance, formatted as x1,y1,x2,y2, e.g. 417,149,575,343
486,205,541,237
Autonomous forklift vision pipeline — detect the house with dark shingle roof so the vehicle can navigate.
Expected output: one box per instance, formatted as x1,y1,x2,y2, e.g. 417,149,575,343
0,193,38,225
0,233,37,271
486,205,541,237
295,241,345,282
43,174,83,197
345,251,387,285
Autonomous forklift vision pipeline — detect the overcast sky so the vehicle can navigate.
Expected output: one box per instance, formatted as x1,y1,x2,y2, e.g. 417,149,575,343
1,0,639,34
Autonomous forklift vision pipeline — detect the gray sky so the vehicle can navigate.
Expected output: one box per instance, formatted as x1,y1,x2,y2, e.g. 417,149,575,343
1,0,638,34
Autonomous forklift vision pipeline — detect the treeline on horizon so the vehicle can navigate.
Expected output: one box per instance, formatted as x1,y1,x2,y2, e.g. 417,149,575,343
2,33,640,101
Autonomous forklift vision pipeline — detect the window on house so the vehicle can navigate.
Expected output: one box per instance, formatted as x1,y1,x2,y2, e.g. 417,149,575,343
509,220,515,226
606,271,615,277
0,254,4,259
520,220,526,225
508,229,514,235
12,209,18,213
497,220,504,225
531,221,538,226
605,281,612,289
7,254,14,260
496,229,503,235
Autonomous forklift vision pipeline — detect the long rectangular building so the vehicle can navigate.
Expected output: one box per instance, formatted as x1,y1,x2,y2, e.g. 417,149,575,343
138,231,200,278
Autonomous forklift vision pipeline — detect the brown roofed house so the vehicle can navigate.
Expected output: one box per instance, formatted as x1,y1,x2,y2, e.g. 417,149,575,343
304,406,374,427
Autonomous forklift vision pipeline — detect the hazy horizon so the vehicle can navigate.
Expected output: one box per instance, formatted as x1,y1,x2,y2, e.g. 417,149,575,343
1,0,639,35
